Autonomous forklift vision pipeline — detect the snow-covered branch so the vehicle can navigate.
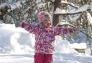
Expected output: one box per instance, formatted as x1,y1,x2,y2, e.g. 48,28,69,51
68,14,81,22
54,4,91,15
0,3,10,9
9,1,22,11
61,1,79,9
54,7,81,15
86,11,92,25
0,0,26,13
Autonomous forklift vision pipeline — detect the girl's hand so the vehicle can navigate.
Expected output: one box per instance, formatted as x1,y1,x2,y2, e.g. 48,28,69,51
20,21,29,28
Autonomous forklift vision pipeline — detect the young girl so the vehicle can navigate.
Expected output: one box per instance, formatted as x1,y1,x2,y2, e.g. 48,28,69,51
20,11,75,63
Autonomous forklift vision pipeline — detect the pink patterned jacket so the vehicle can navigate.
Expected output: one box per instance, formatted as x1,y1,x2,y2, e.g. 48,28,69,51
20,22,75,54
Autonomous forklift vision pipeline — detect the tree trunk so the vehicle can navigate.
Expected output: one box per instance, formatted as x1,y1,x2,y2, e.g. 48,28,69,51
53,0,61,26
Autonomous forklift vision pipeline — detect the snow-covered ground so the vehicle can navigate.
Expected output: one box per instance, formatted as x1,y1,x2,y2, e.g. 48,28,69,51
0,24,92,63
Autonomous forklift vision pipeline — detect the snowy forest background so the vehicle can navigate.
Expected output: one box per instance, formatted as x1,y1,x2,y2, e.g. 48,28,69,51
1,0,92,54
0,0,92,63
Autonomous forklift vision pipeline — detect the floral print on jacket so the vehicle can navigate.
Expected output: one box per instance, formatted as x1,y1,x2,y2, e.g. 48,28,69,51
20,21,75,54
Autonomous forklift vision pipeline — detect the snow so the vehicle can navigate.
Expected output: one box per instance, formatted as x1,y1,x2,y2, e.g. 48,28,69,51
68,14,81,22
61,1,68,4
54,4,92,14
70,43,87,49
69,4,89,13
0,24,92,63
0,3,9,9
0,24,35,54
10,1,22,11
54,8,68,14
86,11,92,25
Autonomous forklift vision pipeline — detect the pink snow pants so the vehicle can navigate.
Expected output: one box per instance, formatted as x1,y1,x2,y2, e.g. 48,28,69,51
34,53,53,63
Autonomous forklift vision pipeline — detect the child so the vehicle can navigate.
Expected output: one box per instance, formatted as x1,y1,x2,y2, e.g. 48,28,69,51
20,11,75,63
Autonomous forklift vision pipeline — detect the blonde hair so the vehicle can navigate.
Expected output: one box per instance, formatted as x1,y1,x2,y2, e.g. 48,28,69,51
37,11,52,22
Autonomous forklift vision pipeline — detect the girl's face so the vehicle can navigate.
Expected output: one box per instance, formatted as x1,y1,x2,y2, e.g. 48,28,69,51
41,14,52,27
42,19,51,28
37,11,52,27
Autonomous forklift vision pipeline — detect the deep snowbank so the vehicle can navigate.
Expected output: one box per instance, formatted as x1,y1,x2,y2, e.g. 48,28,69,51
0,24,35,54
0,24,92,63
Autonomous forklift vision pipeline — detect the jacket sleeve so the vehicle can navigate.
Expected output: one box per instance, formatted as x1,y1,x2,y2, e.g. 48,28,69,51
54,25,76,36
20,21,37,33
